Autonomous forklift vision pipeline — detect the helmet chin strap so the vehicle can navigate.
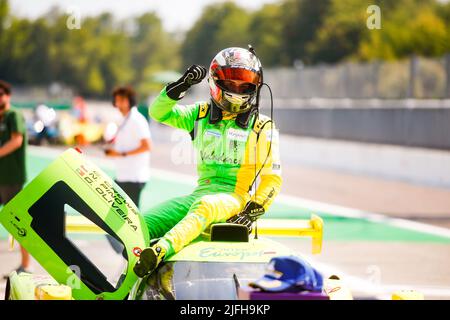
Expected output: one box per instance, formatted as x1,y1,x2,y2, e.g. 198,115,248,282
209,99,257,129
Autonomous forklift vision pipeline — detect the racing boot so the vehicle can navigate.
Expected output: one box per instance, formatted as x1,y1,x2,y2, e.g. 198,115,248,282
133,244,166,278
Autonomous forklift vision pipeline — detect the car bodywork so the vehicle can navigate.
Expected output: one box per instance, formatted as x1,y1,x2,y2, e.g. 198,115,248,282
134,237,303,300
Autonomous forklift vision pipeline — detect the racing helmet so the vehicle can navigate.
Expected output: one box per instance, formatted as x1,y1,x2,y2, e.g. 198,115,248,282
209,47,262,114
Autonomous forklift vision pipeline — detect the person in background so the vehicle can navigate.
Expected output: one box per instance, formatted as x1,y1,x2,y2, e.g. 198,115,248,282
105,86,152,209
0,79,31,275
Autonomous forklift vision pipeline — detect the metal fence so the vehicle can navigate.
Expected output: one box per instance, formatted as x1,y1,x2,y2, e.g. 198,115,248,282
190,54,450,100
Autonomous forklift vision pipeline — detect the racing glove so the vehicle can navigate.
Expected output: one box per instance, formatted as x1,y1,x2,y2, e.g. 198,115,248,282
166,64,207,100
227,201,265,234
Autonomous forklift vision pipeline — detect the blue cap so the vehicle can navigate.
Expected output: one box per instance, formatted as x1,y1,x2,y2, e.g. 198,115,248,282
249,255,323,292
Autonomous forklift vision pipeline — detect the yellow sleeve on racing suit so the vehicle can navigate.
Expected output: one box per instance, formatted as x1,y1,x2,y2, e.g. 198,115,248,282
252,117,282,211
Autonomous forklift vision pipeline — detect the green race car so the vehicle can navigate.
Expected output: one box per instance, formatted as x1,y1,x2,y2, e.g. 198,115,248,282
0,148,323,300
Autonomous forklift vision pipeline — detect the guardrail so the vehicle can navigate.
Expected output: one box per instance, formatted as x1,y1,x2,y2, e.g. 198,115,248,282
263,106,450,150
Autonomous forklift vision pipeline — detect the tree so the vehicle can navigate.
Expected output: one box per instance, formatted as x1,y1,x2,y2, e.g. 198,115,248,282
181,2,252,67
0,2,180,98
249,3,285,66
0,0,8,30
280,0,331,65
130,13,181,96
1,0,449,97
305,0,367,64
357,0,450,60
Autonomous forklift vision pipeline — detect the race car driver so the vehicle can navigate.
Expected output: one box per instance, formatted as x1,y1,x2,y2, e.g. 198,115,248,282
134,47,282,277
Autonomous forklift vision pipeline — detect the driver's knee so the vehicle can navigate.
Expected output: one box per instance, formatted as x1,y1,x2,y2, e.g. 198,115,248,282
191,193,242,225
190,195,216,227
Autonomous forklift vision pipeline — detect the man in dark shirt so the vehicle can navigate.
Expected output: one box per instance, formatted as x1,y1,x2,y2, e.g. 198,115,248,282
0,79,31,275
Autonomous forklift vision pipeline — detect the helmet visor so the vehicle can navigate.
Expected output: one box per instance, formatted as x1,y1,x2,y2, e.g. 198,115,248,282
214,66,260,84
216,80,257,95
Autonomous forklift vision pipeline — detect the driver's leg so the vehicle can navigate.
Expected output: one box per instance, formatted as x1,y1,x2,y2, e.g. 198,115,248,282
158,192,246,256
142,194,196,240
134,192,246,277
134,194,197,278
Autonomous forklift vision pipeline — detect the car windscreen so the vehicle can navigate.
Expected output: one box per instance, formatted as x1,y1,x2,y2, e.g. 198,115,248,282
139,261,267,300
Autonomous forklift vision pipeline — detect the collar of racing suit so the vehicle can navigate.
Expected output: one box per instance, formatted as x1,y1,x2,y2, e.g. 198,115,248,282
209,99,257,129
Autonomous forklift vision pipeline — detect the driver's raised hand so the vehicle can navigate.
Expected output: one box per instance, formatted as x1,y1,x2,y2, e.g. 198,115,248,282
166,65,207,100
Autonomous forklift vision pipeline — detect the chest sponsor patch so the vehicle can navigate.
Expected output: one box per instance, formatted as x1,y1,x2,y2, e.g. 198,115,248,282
227,128,249,142
204,129,221,139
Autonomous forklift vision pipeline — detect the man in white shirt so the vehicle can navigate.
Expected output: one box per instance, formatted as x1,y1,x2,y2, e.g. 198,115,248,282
105,86,152,209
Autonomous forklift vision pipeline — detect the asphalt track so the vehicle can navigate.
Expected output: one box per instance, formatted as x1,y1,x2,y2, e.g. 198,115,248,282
1,131,450,299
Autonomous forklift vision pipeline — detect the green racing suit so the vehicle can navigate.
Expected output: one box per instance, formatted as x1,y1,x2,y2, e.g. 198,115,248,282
144,88,282,257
